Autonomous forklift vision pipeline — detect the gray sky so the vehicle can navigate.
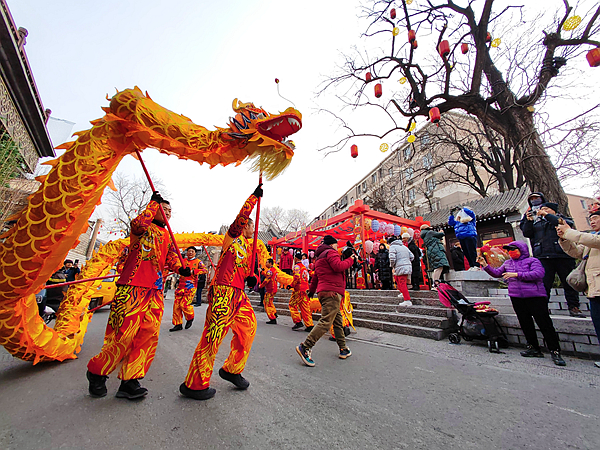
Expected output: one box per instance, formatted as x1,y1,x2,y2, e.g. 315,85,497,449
11,0,596,239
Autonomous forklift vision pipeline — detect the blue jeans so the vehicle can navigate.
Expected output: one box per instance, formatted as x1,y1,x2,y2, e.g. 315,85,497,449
589,297,600,343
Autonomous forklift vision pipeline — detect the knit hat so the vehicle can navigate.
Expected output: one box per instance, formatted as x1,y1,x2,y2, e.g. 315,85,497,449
541,202,559,213
401,232,411,239
420,224,430,230
323,235,337,246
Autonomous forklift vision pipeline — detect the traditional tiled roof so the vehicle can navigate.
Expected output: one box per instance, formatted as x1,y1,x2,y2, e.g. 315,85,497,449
422,185,530,228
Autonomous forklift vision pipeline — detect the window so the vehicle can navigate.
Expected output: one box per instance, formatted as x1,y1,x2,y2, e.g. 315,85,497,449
421,132,431,147
426,177,436,192
403,146,412,161
390,186,396,196
432,200,441,211
362,181,368,193
388,167,393,177
404,167,414,181
581,199,587,209
408,188,415,203
379,167,384,179
415,207,420,217
350,197,354,204
372,173,377,183
422,153,433,170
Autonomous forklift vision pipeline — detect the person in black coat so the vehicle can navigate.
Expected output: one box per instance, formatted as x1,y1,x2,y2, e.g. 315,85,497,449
375,243,393,290
402,234,423,290
450,242,466,271
519,194,583,317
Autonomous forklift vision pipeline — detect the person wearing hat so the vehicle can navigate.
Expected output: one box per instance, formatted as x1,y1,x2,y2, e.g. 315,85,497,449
296,235,356,367
477,241,566,366
557,207,600,368
448,206,479,270
289,252,314,332
519,195,583,317
420,224,449,289
170,246,206,332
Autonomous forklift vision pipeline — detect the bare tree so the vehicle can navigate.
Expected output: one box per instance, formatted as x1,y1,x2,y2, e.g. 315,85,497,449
260,206,311,233
101,171,167,237
318,0,600,213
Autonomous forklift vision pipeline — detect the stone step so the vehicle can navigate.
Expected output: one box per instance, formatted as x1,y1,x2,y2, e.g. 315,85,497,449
353,301,453,318
353,310,452,329
351,318,446,340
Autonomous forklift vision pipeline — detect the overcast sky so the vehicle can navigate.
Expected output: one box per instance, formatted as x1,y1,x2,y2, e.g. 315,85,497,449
11,0,596,239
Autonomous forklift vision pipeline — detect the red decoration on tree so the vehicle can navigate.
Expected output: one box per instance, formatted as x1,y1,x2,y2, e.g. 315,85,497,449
429,107,441,124
374,83,383,98
438,40,450,58
366,72,372,82
461,43,469,54
390,8,396,19
412,40,418,49
408,29,416,43
586,48,600,67
351,144,358,158
486,32,492,43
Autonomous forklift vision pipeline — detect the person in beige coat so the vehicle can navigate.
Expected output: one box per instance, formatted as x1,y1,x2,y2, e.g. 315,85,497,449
557,208,600,368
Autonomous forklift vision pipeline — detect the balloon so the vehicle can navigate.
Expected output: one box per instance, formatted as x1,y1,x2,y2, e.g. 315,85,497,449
277,247,282,255
394,224,402,236
388,223,395,235
309,251,314,258
407,228,415,238
289,249,294,255
371,219,380,232
401,226,408,235
373,245,379,254
365,218,372,230
365,240,373,254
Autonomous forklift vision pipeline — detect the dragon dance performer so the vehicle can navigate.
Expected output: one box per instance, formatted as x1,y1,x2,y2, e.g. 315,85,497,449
180,185,262,401
260,258,278,325
86,192,191,399
290,252,314,332
170,246,207,332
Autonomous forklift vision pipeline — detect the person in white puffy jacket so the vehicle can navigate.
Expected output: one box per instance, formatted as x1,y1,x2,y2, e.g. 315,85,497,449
389,237,414,306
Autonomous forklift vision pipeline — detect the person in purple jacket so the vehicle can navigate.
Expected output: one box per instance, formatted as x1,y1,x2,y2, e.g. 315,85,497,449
477,241,566,366
296,235,357,367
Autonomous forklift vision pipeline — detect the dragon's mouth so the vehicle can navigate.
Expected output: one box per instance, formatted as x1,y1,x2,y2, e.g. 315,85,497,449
258,114,302,148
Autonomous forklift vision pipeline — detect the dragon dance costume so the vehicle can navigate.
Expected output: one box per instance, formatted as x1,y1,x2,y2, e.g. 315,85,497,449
183,193,258,391
87,200,181,382
172,257,206,327
260,267,278,321
289,262,313,328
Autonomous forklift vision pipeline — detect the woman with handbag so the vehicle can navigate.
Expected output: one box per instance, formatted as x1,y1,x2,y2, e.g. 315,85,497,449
557,208,600,368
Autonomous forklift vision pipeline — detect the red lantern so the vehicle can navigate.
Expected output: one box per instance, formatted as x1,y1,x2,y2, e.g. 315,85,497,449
412,40,418,49
486,32,492,43
586,48,600,67
461,43,469,54
408,29,416,43
390,8,396,19
374,83,382,98
351,144,358,158
366,72,372,82
429,107,441,124
438,40,450,58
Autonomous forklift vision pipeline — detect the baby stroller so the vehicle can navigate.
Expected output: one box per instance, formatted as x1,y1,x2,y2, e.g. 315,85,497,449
437,282,507,353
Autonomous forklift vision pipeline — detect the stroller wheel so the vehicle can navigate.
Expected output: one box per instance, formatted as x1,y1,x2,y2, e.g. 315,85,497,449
448,333,461,344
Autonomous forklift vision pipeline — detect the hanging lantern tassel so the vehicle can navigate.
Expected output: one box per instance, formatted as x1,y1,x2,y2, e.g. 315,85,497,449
374,83,383,98
351,144,358,158
429,107,441,125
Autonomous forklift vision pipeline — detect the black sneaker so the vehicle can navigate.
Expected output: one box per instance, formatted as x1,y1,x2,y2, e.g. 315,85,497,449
266,318,277,324
218,368,250,389
86,370,108,398
328,336,336,341
520,346,544,358
304,326,314,332
292,322,304,331
116,379,148,399
179,383,216,400
185,318,194,329
551,351,566,366
296,343,315,367
569,307,585,318
169,324,183,332
339,348,352,359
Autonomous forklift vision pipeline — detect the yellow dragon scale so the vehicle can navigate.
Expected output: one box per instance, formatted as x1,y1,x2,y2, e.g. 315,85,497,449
0,88,300,362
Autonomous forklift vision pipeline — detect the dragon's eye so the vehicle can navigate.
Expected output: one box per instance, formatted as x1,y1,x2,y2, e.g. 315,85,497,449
257,113,266,119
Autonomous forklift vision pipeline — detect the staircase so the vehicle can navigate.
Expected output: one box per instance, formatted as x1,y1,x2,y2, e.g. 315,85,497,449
249,289,455,341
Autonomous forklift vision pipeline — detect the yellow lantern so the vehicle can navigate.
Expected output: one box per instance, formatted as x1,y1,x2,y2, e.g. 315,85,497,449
399,77,407,84
380,143,389,152
406,0,413,4
407,135,416,143
393,27,400,36
491,38,501,48
563,16,582,31
409,122,416,131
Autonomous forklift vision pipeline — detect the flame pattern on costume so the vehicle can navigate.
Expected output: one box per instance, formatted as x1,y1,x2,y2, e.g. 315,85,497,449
0,87,301,363
289,263,313,327
172,258,205,326
260,268,278,320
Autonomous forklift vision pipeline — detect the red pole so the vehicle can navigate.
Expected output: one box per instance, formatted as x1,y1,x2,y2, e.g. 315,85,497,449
134,149,185,267
43,274,120,290
249,172,263,277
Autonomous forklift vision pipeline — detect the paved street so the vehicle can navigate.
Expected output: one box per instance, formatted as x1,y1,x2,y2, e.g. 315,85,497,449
1,291,600,450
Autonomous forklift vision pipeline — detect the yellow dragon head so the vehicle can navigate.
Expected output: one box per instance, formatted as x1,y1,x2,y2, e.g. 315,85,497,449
225,99,302,180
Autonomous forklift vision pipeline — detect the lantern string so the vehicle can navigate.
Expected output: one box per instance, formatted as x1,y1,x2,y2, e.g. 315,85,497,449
275,79,296,108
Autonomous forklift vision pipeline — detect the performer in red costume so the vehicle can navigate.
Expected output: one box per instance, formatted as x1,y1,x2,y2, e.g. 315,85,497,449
179,185,262,401
290,252,314,332
170,246,207,332
260,258,278,325
86,192,190,399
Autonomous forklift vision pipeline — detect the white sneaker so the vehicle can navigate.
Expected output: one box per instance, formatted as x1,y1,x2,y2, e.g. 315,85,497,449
468,267,480,271
397,293,404,299
398,300,413,307
595,361,600,368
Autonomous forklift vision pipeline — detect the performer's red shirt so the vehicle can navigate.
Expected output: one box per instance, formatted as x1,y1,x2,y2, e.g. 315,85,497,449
116,201,181,290
212,194,258,290
178,258,206,290
291,262,310,291
260,268,278,294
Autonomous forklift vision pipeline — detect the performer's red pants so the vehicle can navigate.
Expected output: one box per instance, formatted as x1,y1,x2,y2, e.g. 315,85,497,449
289,290,314,326
264,292,277,320
173,286,196,325
87,285,163,380
184,285,256,390
394,275,411,300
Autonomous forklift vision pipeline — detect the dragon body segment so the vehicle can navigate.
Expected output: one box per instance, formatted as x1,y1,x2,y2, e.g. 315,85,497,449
0,88,301,362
